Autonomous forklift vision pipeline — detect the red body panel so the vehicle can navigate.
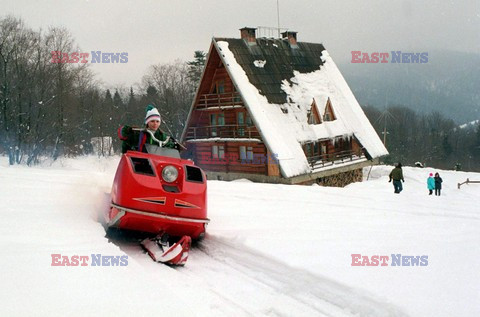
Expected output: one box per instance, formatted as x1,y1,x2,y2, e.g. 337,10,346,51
108,151,208,239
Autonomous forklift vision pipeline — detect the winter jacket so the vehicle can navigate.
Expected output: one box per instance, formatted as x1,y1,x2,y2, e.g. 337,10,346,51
434,176,443,189
427,177,435,190
118,125,176,154
389,167,404,181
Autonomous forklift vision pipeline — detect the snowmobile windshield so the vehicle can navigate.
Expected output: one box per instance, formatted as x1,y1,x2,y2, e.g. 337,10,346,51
144,144,181,159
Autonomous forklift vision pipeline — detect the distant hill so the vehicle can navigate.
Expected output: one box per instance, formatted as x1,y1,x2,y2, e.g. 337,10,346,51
338,50,480,124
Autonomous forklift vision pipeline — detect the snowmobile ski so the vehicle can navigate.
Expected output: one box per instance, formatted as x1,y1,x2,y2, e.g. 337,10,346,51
141,233,191,266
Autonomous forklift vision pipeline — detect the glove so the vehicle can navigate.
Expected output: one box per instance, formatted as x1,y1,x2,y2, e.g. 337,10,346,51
388,179,392,183
119,125,131,141
402,179,405,183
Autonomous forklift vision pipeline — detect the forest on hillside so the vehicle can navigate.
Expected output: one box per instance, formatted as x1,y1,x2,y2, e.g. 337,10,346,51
363,105,480,172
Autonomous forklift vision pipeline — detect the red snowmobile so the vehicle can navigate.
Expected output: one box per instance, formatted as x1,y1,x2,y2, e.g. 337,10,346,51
106,129,209,266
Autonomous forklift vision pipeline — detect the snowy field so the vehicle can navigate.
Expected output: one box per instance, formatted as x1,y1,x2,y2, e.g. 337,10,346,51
0,156,479,317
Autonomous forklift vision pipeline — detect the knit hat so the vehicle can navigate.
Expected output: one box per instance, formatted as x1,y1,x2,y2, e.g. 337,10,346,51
145,104,161,125
429,173,433,177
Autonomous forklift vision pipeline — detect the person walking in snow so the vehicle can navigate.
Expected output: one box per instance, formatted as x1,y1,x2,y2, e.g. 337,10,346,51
389,162,405,194
427,173,435,195
118,104,177,153
434,172,443,196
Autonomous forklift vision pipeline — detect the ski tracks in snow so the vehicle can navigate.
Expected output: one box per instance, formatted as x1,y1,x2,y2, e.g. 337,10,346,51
162,235,407,316
109,231,407,316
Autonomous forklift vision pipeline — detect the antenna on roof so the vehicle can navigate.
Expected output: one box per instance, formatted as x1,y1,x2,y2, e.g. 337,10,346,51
277,0,281,38
373,94,396,147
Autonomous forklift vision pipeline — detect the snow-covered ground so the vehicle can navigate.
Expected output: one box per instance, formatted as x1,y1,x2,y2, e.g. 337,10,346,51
0,156,479,316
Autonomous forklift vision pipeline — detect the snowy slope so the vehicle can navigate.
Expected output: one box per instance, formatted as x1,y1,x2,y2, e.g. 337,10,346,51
0,156,479,316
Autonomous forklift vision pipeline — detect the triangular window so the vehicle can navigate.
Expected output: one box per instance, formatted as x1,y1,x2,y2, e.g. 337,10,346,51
323,98,336,122
308,99,322,125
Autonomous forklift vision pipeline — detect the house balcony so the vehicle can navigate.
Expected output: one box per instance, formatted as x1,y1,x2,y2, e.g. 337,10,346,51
196,92,243,110
307,149,365,170
185,125,261,141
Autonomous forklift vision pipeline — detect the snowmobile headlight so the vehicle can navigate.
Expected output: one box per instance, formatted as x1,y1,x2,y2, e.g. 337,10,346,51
162,165,178,183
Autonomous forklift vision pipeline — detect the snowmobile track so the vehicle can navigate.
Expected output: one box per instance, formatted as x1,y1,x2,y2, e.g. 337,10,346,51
184,236,407,317
101,203,406,316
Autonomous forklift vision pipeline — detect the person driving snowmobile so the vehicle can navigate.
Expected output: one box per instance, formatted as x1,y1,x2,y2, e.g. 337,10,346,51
118,104,178,153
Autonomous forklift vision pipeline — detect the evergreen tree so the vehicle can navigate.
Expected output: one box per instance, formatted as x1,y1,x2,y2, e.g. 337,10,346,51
187,50,206,89
474,123,480,163
441,134,453,159
113,90,122,109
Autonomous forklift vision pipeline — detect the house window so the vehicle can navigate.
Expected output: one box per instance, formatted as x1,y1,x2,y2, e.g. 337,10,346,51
305,142,325,158
335,139,343,150
247,147,253,160
218,145,225,159
305,143,312,157
211,80,225,94
239,146,253,161
314,142,319,156
239,146,246,160
212,145,225,160
237,112,245,125
323,99,336,122
210,113,225,137
210,114,217,137
246,113,253,126
218,113,225,126
307,99,321,125
237,112,245,137
321,144,327,157
233,87,241,103
217,80,225,94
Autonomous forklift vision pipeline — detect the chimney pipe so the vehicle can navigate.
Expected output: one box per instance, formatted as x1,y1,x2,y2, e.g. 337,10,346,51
240,27,257,45
281,31,298,48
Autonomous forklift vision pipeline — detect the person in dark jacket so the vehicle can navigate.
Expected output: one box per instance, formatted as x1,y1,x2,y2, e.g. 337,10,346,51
434,172,443,196
118,105,177,153
427,173,435,195
389,162,405,194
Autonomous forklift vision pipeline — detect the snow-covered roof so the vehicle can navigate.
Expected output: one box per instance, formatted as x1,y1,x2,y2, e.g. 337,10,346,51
213,38,388,178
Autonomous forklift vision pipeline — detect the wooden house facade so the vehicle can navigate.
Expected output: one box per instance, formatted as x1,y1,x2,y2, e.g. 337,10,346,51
181,28,388,186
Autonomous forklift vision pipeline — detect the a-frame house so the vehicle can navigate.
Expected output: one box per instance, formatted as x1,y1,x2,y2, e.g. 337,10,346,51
181,27,388,186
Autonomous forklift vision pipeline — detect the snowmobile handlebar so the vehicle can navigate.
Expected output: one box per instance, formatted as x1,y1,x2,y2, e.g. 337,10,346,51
131,128,186,150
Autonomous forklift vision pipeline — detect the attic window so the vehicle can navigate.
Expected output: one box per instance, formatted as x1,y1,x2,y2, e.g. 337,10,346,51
308,99,322,125
211,80,225,94
323,98,336,122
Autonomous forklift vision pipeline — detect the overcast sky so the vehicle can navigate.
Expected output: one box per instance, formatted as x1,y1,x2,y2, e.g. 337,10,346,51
2,0,479,88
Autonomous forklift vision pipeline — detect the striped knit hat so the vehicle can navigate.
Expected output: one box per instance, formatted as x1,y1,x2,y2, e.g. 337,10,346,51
145,104,161,125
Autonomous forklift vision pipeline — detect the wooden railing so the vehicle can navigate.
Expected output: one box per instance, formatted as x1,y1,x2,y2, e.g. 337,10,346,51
457,178,480,189
307,149,364,169
196,92,243,109
185,125,261,140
